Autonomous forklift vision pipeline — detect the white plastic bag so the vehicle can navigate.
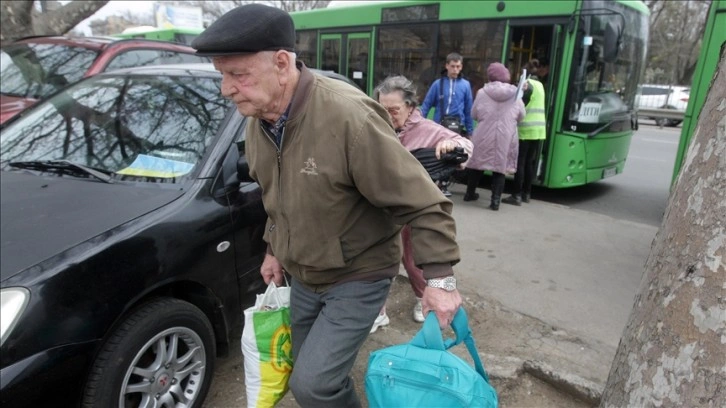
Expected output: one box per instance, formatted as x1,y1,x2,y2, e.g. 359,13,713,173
241,282,292,408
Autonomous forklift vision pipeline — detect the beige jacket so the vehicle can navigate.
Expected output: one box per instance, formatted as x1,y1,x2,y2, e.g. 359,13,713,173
247,63,460,291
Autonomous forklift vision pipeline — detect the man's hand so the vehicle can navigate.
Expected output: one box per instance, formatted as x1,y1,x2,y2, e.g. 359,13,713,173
421,286,463,329
260,253,284,285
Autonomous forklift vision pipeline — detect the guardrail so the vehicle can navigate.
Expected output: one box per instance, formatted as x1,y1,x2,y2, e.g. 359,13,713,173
637,108,685,120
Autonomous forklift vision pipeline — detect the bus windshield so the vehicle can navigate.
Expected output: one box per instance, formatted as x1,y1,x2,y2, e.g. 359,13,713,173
566,0,648,132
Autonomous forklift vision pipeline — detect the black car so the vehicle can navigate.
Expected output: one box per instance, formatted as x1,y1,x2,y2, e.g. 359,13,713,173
0,64,273,407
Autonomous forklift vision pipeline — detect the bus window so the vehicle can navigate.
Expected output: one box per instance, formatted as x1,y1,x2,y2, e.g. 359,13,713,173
296,30,318,69
347,37,370,91
174,34,199,45
376,24,437,101
321,36,341,74
439,20,506,96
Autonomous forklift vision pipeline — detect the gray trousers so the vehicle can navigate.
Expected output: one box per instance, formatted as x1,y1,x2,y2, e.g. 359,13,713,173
288,278,392,408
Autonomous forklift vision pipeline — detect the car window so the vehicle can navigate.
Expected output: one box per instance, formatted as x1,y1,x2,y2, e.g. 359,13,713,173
640,87,670,96
0,74,230,182
0,43,99,99
105,49,208,71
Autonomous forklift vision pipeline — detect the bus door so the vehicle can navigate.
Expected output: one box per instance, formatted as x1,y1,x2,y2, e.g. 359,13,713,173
538,24,566,185
320,32,372,93
507,20,567,185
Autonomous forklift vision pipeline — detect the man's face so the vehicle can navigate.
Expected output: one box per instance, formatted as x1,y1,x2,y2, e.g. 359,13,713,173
445,60,463,79
213,52,282,119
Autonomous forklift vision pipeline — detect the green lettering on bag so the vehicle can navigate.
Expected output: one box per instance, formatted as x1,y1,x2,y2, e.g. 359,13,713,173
271,325,293,373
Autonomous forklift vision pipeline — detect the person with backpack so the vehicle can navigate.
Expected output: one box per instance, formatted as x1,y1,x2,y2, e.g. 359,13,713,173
421,52,474,197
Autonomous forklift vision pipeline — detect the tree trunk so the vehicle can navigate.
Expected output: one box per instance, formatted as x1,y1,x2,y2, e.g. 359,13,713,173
1,0,108,46
600,47,725,407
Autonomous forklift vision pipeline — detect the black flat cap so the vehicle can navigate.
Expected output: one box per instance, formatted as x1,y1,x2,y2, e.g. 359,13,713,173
192,4,295,56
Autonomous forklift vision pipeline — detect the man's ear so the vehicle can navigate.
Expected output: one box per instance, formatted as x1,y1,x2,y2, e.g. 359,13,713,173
274,51,293,83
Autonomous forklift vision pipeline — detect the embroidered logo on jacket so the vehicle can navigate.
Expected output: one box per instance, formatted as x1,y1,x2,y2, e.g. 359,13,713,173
300,157,319,175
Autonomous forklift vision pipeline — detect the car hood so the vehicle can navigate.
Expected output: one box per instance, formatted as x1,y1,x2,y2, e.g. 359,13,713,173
0,171,185,281
0,94,38,124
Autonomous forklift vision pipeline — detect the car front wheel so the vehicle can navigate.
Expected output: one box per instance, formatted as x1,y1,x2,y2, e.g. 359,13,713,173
83,298,216,408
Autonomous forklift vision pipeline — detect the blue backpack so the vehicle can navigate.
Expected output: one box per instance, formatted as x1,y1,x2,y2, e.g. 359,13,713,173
365,308,498,408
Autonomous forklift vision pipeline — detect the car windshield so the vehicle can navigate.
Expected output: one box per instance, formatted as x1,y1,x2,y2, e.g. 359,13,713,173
1,73,231,183
0,43,100,99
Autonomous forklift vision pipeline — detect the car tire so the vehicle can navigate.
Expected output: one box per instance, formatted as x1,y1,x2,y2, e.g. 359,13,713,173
665,119,682,127
82,298,216,408
656,105,683,127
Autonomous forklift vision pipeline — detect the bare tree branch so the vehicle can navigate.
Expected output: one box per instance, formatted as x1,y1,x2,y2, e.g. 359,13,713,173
1,1,36,43
1,0,109,46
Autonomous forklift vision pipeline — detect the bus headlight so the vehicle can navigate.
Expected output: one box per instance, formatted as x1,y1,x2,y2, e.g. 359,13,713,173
1,287,30,347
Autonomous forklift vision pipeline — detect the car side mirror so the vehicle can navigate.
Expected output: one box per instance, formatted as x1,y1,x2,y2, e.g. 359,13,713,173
213,144,242,200
237,155,254,183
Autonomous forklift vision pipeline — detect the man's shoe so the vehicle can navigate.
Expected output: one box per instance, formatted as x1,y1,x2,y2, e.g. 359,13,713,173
522,194,530,203
489,203,500,211
413,298,425,323
370,313,390,333
463,192,480,201
502,195,522,206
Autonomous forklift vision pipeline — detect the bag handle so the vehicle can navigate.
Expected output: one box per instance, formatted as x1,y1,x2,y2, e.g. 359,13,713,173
257,276,289,309
410,308,490,382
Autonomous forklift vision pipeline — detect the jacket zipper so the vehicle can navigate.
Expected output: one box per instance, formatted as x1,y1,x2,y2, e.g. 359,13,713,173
368,372,474,406
261,124,289,260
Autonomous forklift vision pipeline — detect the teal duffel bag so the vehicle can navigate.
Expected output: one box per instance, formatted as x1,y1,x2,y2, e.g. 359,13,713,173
365,307,498,407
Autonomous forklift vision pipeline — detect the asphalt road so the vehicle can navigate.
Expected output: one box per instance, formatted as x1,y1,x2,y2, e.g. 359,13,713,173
535,121,681,227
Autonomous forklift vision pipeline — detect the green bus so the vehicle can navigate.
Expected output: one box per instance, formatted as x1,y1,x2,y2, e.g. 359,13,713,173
113,27,203,46
290,0,649,188
672,0,725,184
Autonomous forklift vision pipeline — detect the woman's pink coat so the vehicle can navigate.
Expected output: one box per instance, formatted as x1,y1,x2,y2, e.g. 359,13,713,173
397,109,473,168
467,82,525,174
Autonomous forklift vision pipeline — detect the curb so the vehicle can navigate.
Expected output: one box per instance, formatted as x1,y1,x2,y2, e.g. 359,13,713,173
482,353,603,406
522,360,603,406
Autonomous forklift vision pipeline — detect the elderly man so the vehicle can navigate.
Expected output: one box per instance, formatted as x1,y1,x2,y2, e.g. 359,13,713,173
193,4,463,407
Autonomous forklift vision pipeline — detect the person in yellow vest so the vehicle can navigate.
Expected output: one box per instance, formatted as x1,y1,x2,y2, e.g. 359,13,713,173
503,59,547,205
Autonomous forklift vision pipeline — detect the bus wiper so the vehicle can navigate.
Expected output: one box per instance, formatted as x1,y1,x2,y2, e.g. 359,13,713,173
8,160,115,184
587,121,613,138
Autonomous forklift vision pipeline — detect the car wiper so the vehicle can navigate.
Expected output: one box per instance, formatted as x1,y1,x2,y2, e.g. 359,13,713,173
8,160,115,184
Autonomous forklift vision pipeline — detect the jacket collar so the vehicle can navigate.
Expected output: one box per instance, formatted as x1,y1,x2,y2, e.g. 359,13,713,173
398,109,425,137
287,61,313,123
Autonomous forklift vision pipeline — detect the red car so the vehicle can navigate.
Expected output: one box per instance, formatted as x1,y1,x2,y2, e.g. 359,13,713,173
0,36,208,124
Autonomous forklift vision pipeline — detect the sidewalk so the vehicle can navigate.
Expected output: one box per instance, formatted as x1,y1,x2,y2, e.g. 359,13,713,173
206,184,659,407
448,183,657,349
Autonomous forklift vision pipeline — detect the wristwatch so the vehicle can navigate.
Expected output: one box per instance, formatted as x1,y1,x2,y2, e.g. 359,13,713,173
427,276,457,292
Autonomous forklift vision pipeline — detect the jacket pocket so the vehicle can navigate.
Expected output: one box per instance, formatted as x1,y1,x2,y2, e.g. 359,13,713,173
288,235,346,270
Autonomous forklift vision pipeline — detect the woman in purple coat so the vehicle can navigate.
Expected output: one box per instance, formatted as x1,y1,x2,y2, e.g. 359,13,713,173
464,63,526,210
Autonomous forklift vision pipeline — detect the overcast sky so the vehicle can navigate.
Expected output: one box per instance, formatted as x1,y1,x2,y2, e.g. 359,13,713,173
73,1,386,35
